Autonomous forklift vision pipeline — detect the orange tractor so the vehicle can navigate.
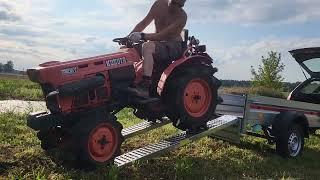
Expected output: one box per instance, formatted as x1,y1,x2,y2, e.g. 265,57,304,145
27,30,221,166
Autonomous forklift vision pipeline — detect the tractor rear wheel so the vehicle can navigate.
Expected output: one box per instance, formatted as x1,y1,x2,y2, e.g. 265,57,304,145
72,112,123,167
166,67,220,131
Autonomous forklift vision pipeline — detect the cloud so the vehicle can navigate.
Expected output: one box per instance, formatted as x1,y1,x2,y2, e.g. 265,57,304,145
213,37,320,82
101,0,320,26
0,0,118,69
186,0,320,25
0,0,319,84
0,1,21,22
100,0,155,31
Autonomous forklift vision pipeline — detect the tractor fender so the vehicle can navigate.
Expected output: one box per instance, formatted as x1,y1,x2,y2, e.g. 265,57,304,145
157,55,213,95
272,111,309,138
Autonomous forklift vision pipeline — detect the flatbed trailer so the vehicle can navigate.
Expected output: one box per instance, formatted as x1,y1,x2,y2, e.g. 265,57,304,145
114,93,320,166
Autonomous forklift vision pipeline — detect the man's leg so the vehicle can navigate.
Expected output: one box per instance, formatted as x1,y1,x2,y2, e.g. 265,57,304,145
142,41,156,78
128,41,156,97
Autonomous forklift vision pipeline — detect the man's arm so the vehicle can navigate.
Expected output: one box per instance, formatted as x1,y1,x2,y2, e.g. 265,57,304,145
130,2,157,33
144,13,187,41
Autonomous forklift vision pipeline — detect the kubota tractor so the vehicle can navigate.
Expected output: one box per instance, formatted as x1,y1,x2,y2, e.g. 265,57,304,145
26,30,221,166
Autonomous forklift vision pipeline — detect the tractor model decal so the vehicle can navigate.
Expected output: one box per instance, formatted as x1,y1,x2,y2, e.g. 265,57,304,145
61,67,77,75
106,57,127,67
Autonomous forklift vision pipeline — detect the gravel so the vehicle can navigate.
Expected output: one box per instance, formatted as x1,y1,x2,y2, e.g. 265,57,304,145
0,100,46,114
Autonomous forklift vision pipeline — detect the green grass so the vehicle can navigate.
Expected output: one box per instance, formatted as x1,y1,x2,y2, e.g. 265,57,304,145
0,75,319,179
0,110,320,179
0,75,42,101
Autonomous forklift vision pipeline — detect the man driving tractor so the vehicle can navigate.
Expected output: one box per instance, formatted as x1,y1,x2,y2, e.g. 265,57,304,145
128,0,187,97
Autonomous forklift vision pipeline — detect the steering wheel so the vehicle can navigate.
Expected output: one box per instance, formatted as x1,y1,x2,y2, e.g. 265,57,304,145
113,37,145,48
113,37,130,44
113,37,136,48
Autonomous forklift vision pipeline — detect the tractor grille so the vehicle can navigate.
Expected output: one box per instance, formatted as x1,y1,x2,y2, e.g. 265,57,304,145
74,93,89,107
96,87,108,100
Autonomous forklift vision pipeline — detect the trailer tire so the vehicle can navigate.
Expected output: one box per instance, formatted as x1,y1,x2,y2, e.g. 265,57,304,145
276,124,304,158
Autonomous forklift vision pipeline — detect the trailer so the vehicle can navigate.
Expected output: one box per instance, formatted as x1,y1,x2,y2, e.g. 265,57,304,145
113,93,320,167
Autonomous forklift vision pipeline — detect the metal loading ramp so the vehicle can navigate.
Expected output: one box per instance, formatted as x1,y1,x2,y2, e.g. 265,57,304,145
121,118,171,139
115,115,240,167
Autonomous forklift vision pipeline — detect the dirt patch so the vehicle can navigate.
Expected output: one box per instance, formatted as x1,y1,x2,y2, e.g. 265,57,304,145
0,100,46,114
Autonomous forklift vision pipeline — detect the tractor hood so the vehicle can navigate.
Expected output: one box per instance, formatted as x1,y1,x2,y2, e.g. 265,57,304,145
289,47,320,78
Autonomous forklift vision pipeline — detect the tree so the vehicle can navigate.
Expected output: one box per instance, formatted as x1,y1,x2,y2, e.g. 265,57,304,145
251,51,285,90
0,63,3,72
3,60,14,73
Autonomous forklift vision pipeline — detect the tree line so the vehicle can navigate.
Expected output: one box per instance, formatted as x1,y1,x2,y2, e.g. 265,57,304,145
0,61,14,73
221,80,301,92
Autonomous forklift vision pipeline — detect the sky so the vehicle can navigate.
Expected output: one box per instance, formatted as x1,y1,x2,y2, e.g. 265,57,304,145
0,0,320,82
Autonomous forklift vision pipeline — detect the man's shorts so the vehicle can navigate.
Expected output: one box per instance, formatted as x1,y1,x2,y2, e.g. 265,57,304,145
154,41,185,65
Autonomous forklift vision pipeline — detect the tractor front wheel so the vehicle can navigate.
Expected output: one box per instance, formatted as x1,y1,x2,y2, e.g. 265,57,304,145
73,113,123,167
37,127,64,150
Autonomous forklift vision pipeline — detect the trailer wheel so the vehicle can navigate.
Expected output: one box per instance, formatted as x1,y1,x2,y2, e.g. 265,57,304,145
165,67,219,131
74,113,123,167
276,124,304,158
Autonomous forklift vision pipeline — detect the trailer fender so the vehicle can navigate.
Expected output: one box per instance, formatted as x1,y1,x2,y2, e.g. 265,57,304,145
272,112,309,138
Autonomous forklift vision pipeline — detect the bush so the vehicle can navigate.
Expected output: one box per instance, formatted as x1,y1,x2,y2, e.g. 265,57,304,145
249,86,286,99
0,78,43,101
219,87,251,95
251,51,285,90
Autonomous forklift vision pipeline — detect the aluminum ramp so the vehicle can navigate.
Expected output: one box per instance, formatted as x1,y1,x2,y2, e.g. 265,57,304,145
115,115,239,167
121,118,171,139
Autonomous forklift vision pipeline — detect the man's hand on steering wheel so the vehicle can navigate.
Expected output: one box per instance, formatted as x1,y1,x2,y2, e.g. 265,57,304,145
112,32,145,47
128,32,145,43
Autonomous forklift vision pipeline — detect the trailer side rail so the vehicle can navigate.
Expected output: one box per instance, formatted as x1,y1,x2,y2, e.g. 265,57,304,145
244,94,320,130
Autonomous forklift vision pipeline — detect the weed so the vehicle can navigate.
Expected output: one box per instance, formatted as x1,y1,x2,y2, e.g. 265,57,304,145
0,77,42,101
107,165,120,180
174,157,194,180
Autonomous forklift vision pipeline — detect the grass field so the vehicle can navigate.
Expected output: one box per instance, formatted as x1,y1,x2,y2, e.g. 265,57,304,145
1,110,320,179
0,74,320,179
0,74,42,101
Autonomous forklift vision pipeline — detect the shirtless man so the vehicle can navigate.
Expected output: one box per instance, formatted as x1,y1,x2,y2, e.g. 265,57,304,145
128,0,187,97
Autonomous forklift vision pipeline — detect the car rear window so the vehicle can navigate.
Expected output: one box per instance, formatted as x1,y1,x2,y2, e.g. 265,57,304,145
303,58,320,73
